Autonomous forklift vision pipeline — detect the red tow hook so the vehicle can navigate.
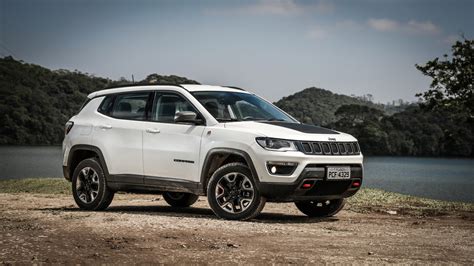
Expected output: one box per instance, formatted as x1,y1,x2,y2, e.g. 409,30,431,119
300,180,315,189
351,180,361,188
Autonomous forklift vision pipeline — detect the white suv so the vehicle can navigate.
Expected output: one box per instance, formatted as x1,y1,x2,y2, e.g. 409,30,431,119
63,84,363,220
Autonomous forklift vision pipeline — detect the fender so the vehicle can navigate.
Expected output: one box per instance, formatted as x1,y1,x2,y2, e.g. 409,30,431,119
199,148,260,192
65,144,110,181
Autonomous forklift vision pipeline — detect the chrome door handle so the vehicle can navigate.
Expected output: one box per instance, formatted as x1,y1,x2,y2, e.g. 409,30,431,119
100,124,112,130
146,128,160,134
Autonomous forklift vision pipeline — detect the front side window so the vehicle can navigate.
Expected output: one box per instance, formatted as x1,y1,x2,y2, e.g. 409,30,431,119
192,91,297,123
150,93,198,123
110,92,149,120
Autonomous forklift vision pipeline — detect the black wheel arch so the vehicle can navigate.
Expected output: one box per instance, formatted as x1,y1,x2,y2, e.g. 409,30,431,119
199,148,259,194
65,144,109,181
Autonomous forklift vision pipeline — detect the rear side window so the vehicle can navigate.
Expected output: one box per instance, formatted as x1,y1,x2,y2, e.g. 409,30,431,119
97,92,150,120
110,93,149,120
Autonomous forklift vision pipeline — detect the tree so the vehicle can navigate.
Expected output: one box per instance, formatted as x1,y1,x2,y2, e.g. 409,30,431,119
415,38,473,116
334,104,384,124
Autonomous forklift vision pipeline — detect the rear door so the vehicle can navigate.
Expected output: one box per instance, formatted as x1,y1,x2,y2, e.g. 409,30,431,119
142,91,206,184
92,91,152,184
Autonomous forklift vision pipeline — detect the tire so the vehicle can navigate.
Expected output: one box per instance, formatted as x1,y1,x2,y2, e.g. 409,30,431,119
295,198,346,217
72,158,114,211
207,163,266,220
163,192,199,207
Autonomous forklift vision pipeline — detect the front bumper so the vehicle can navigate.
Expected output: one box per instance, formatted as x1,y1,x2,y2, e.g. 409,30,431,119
259,164,363,202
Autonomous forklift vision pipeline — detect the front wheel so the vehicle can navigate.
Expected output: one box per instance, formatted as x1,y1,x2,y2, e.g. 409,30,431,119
207,163,266,220
295,198,346,217
163,192,199,207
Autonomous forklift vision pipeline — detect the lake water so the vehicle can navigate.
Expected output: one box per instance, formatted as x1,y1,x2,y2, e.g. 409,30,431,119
0,146,473,203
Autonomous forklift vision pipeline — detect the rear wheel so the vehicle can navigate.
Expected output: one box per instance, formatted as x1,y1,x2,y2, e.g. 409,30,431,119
72,158,114,211
163,192,199,207
295,198,345,217
207,163,266,220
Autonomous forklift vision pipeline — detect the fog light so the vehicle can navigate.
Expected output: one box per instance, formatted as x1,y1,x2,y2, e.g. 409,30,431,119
266,161,298,175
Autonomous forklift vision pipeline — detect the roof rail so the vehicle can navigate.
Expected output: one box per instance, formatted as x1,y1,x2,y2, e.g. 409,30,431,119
225,86,246,91
102,83,187,91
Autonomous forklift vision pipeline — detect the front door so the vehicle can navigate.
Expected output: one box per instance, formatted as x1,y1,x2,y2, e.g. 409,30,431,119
143,92,205,184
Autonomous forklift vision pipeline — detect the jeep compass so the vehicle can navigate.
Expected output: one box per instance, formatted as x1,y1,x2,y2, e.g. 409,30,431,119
62,84,363,220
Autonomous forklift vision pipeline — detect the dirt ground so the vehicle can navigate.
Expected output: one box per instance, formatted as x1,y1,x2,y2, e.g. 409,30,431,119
0,193,473,264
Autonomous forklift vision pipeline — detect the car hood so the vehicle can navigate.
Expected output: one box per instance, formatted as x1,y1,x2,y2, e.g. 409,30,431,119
223,121,357,142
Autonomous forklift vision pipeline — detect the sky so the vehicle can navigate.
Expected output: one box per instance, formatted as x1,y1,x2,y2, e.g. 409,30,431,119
0,0,473,103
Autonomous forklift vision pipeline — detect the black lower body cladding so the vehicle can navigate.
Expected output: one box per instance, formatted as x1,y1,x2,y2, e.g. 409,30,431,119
259,164,363,202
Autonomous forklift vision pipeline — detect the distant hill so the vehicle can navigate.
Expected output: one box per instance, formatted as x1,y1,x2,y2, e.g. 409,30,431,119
0,56,410,145
275,87,383,126
0,56,198,145
1,57,470,156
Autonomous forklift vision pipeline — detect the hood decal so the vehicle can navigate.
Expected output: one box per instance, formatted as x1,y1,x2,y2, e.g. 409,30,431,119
259,122,339,135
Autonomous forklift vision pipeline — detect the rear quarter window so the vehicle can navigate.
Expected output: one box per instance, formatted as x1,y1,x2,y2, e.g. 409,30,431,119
98,96,115,115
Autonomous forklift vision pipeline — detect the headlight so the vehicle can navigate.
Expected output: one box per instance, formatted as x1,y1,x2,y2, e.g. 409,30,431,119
256,137,298,152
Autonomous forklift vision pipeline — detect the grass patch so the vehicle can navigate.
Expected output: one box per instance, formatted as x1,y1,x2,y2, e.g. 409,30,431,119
0,178,70,194
348,188,474,215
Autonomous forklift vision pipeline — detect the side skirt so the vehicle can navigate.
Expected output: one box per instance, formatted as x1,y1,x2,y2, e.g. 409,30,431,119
107,174,204,195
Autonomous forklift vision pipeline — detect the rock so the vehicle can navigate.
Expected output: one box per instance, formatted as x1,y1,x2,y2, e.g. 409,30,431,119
368,252,374,255
227,243,238,248
386,210,397,215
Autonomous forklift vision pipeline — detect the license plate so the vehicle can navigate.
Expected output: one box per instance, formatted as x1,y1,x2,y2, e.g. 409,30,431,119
326,166,351,180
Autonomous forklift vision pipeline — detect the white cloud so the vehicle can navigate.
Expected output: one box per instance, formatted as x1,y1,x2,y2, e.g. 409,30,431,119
407,20,441,35
368,18,441,35
368,18,400,32
206,0,335,16
305,20,362,40
245,0,303,15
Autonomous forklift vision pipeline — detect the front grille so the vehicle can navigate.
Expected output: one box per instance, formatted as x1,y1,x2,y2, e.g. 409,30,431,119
298,141,360,155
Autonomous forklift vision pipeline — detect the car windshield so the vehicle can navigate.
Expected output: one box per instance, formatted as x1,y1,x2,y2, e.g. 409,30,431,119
192,91,298,123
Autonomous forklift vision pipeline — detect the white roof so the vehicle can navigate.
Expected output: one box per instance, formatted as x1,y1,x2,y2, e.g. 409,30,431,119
181,84,247,93
87,84,249,98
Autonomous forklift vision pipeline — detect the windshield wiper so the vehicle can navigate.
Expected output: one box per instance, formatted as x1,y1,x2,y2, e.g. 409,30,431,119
216,118,240,122
251,118,287,122
266,118,286,121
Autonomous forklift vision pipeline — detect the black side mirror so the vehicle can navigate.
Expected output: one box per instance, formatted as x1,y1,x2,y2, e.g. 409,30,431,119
174,111,202,124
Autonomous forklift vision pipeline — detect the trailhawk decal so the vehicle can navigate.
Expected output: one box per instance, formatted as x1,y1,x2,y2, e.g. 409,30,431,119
173,159,195,164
